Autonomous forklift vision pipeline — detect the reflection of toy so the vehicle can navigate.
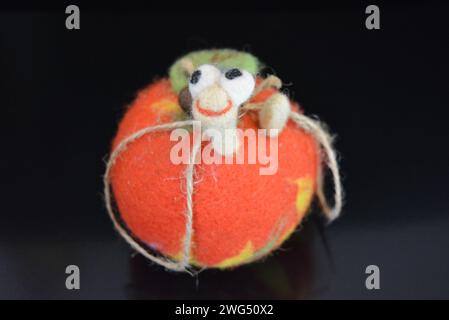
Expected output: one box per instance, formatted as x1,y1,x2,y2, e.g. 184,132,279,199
104,49,343,273
128,215,331,299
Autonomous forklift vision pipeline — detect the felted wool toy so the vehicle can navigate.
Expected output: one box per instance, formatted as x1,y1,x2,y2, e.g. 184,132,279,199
104,49,343,273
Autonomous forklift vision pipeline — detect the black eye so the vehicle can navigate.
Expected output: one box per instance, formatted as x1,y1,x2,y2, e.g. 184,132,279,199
190,70,201,84
225,68,242,80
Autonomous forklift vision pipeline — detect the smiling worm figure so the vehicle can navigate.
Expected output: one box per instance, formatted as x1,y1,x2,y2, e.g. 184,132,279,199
178,62,291,155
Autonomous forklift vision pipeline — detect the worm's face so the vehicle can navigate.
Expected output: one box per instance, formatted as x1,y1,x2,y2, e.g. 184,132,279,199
188,64,255,118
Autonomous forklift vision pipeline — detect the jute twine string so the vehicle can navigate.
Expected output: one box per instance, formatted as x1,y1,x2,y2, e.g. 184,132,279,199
288,111,343,221
103,74,343,273
104,120,198,273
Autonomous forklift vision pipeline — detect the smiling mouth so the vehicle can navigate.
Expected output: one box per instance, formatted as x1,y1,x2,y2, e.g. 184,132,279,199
195,100,233,117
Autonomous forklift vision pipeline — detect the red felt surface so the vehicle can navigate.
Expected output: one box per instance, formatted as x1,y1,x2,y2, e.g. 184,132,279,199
111,79,319,267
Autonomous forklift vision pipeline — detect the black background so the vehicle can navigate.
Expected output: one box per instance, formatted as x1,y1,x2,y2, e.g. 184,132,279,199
0,1,448,299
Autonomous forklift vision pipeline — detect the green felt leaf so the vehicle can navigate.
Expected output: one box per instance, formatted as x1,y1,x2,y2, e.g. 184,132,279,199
169,49,261,94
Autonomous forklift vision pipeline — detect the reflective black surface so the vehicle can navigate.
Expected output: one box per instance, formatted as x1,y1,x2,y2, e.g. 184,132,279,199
0,4,448,299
